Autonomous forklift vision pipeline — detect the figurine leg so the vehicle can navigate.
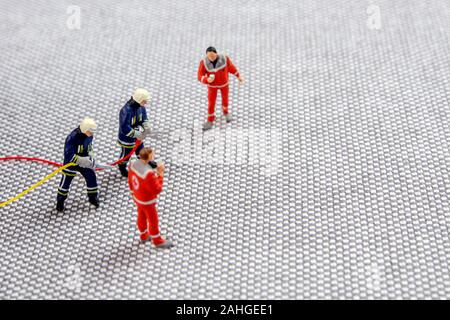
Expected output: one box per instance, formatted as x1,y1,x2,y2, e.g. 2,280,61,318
118,144,135,177
145,204,172,248
220,85,229,115
80,168,99,208
207,87,218,122
56,168,77,211
137,205,150,242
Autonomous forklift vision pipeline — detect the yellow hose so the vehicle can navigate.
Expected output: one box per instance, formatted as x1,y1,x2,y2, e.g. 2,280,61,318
0,163,75,207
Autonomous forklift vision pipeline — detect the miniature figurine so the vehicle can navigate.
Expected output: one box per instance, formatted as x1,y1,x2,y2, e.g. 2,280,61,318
128,147,173,249
117,88,152,177
56,117,100,212
197,46,243,130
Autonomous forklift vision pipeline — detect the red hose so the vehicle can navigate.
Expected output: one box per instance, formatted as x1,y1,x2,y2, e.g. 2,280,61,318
108,139,141,166
0,139,142,170
0,156,63,167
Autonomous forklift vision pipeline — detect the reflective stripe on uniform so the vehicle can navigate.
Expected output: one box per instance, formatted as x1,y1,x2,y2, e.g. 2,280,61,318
133,196,157,205
59,175,66,188
62,170,77,176
87,186,98,194
117,139,136,149
207,82,229,88
71,154,79,163
118,143,135,149
118,138,135,146
126,129,135,137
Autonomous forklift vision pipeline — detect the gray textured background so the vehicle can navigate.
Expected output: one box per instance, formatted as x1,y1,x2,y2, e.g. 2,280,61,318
0,0,449,299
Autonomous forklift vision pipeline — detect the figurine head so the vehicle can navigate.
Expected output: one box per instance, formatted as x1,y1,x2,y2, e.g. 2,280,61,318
206,46,218,61
80,117,97,137
139,147,155,163
132,88,151,107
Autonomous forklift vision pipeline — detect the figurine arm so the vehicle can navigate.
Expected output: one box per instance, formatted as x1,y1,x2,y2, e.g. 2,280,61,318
64,136,78,164
119,108,136,138
227,56,240,78
197,61,209,84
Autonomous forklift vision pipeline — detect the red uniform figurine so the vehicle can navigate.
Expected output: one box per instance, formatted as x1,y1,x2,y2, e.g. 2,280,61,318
197,46,243,130
128,147,173,249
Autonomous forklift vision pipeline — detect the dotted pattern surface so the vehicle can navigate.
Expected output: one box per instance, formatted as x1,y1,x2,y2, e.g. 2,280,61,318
0,0,449,299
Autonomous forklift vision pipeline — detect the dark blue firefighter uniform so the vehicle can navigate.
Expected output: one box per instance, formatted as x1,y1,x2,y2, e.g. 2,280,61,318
117,98,149,169
56,127,98,203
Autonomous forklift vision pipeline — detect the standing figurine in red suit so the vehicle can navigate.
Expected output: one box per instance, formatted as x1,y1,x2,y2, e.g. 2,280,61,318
128,147,173,249
197,46,243,130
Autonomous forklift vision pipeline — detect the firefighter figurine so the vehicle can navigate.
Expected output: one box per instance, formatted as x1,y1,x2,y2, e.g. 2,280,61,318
117,88,152,177
128,147,173,249
56,117,100,212
197,46,243,130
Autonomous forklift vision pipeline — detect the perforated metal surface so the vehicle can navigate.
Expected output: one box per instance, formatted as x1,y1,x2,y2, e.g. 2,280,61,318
0,0,449,299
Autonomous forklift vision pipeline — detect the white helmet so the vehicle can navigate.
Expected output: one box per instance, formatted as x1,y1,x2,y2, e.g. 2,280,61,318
132,88,150,104
80,117,97,134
